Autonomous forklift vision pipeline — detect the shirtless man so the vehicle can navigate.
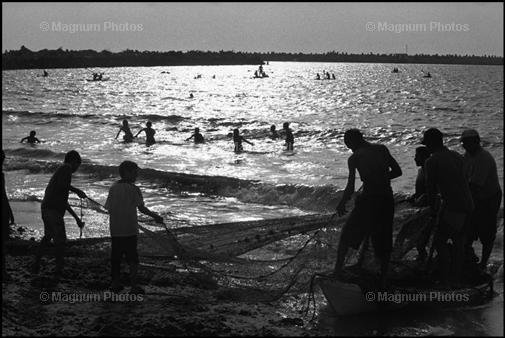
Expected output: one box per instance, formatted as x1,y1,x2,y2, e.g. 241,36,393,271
422,128,474,287
115,120,134,143
32,150,87,276
334,129,402,287
135,121,156,146
461,129,502,270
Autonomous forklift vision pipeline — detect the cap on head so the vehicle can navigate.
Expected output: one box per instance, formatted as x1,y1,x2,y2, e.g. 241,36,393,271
283,122,289,129
460,129,480,141
146,121,152,127
420,128,443,146
30,130,36,135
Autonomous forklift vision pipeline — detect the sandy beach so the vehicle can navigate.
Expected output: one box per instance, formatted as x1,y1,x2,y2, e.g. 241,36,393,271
3,202,331,337
3,201,503,336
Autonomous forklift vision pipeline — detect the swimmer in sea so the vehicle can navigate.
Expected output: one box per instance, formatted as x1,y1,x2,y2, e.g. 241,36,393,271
186,127,204,144
233,128,253,153
115,119,134,143
20,130,41,144
135,121,156,146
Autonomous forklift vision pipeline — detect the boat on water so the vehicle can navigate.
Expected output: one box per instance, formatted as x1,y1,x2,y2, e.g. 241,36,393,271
317,263,494,316
86,77,110,82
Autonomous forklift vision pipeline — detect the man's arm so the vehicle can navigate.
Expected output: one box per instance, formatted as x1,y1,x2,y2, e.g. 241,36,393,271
243,137,254,145
336,156,356,216
69,185,87,199
66,203,84,228
134,129,143,138
424,159,438,216
385,147,402,180
138,205,164,224
186,134,194,141
20,137,27,143
115,128,122,139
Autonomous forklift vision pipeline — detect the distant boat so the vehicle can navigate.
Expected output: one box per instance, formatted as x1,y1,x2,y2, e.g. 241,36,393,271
392,68,399,73
86,77,110,82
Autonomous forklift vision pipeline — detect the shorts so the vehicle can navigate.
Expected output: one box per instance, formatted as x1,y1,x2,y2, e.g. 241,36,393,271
469,190,502,245
111,236,139,265
340,192,394,258
41,208,67,245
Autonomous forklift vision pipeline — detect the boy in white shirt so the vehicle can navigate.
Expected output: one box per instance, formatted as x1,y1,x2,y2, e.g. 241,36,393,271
105,161,164,294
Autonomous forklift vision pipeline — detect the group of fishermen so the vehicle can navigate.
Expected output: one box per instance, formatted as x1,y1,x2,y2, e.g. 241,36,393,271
334,127,501,289
1,126,502,293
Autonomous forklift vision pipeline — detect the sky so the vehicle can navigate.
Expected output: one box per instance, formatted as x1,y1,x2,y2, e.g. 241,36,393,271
2,2,503,56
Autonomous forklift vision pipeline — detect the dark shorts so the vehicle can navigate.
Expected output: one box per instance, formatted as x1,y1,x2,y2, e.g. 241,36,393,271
41,208,67,245
340,193,394,257
469,190,502,245
111,236,139,264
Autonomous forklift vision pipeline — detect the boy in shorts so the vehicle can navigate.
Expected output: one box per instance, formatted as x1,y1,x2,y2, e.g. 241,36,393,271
105,161,164,293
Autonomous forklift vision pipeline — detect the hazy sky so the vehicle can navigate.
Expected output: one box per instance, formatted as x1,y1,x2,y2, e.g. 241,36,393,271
2,2,503,56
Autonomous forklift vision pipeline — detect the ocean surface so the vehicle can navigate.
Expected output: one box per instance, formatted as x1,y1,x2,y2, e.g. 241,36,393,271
2,62,503,335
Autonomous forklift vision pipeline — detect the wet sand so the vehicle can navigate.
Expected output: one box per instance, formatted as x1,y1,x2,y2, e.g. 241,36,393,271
3,203,503,336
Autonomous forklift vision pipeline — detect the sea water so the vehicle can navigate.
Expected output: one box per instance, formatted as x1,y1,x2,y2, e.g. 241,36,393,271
2,62,503,334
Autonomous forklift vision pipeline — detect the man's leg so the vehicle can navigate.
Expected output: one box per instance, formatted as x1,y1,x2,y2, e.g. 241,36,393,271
53,215,67,275
127,236,143,293
110,237,123,291
32,235,51,273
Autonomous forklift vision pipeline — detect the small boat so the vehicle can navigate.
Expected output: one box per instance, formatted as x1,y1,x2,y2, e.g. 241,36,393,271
317,266,494,316
86,77,110,82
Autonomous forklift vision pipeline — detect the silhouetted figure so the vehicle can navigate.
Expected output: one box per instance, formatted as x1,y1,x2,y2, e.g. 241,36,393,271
186,127,205,144
2,150,15,282
105,160,164,294
408,146,432,262
115,120,134,143
270,125,279,140
283,122,294,151
326,72,331,80
189,93,194,99
332,73,336,80
43,70,48,77
316,73,321,80
409,146,430,207
20,130,41,144
233,128,253,153
334,129,402,288
135,121,156,146
392,68,399,73
461,129,502,270
422,128,474,288
32,150,87,276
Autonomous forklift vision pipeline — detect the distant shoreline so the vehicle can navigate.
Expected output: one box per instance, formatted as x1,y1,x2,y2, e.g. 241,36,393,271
2,46,503,70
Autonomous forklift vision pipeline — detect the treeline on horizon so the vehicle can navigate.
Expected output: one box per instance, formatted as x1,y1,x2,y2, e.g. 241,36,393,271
2,46,503,70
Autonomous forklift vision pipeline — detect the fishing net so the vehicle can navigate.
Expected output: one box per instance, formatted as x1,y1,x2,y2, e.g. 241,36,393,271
80,195,430,316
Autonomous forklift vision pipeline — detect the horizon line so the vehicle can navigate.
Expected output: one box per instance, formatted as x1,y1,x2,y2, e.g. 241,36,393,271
3,46,503,58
